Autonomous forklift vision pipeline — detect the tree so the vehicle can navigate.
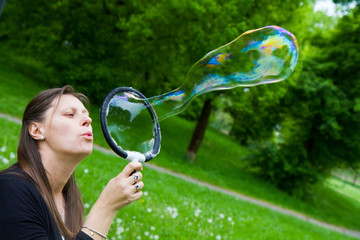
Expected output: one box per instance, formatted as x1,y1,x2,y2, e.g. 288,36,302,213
246,5,360,194
186,98,213,162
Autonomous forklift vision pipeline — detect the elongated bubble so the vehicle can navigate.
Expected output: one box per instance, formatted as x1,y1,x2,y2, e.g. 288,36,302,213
150,25,299,121
105,25,299,158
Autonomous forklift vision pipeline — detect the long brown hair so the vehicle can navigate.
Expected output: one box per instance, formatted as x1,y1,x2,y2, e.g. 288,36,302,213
16,85,88,239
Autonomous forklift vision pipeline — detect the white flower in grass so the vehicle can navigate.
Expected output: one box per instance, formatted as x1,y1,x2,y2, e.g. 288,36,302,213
84,169,89,174
136,236,141,240
150,226,155,231
210,233,213,236
10,152,15,159
231,221,235,225
145,231,149,236
84,203,90,209
0,146,6,152
147,208,152,213
216,235,221,240
219,213,225,219
194,209,202,217
154,235,159,240
188,222,193,226
116,218,122,224
2,157,9,164
227,217,232,222
207,218,213,224
116,227,124,234
166,207,178,219
143,191,148,196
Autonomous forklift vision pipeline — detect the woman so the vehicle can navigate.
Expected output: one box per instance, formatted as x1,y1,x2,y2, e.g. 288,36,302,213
0,86,144,240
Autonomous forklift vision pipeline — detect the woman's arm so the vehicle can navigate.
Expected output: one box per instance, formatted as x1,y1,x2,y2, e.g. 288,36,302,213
81,162,144,240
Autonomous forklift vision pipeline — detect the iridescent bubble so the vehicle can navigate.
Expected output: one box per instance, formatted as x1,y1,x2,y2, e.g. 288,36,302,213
149,25,299,121
103,25,299,159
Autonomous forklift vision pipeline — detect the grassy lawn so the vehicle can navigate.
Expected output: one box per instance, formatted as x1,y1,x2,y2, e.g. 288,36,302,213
0,118,357,240
326,177,360,202
0,47,360,237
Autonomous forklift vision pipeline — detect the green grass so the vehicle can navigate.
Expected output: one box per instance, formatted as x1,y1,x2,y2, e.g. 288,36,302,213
1,46,360,237
148,117,360,231
0,118,357,240
326,177,360,202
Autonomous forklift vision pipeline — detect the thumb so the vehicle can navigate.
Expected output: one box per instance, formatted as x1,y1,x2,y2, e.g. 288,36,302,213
118,162,143,178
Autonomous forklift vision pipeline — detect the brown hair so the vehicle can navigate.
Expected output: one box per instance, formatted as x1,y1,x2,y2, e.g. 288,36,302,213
16,85,88,239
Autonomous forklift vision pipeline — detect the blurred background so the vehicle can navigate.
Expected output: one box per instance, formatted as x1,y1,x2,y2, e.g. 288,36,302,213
0,0,359,239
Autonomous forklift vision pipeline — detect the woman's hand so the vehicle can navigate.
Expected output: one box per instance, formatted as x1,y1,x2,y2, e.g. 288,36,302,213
98,161,144,213
83,162,144,239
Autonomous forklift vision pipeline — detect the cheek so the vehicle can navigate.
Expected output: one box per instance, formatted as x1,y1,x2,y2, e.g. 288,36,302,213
47,120,77,144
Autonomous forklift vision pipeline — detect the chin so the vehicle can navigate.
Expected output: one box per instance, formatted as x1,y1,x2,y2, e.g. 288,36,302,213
75,146,93,159
83,147,93,156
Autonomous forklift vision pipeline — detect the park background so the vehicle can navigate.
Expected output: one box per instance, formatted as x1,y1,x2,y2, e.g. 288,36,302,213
0,0,359,239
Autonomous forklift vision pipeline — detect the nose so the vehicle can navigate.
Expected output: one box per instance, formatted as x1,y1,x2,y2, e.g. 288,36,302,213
82,115,92,127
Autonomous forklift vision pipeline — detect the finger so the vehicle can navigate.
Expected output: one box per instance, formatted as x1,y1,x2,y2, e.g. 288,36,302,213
131,172,143,184
132,191,143,201
133,181,144,193
119,162,143,178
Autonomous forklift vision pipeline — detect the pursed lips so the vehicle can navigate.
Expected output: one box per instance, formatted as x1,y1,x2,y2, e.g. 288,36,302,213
81,131,93,139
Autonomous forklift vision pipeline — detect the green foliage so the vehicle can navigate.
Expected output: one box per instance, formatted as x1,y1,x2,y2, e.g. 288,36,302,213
227,83,289,145
0,0,305,106
244,5,360,193
245,141,318,195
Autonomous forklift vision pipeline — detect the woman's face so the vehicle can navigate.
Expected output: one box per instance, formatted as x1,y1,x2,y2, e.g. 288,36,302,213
40,94,93,158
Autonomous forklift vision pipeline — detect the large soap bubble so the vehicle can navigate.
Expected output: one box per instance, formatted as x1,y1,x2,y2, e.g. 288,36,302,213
103,25,299,159
149,25,299,120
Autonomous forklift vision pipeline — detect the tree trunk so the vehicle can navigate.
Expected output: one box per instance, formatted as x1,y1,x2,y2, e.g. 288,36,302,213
186,99,213,163
353,171,359,186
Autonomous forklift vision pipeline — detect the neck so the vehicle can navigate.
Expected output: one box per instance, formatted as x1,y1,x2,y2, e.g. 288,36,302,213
38,147,84,194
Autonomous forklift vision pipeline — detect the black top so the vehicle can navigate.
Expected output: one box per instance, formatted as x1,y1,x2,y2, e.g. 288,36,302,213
0,169,93,240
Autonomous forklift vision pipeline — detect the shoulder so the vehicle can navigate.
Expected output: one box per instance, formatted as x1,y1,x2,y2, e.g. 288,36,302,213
0,170,48,217
0,170,58,239
0,170,40,202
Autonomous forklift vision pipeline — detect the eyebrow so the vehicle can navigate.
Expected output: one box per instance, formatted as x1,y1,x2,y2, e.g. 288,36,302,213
64,107,89,115
82,109,89,115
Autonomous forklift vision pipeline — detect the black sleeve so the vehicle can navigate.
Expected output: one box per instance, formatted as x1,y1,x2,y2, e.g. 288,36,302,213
76,231,94,240
0,175,54,240
0,173,94,240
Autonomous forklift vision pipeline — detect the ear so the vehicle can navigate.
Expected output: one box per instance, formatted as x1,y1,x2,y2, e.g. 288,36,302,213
29,122,45,141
